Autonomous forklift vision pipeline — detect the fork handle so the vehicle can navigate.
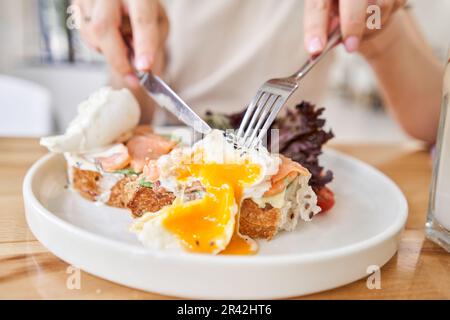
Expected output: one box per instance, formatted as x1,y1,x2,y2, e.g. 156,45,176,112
292,27,342,81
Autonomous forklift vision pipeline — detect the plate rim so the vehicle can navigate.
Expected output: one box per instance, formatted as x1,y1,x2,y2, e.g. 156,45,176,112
23,148,408,265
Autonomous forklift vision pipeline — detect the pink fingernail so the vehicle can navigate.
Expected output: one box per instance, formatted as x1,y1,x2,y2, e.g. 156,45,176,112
134,54,152,71
308,37,323,54
344,36,360,53
125,74,140,88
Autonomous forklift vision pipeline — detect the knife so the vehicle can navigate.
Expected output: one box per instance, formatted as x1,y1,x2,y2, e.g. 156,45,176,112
139,72,212,135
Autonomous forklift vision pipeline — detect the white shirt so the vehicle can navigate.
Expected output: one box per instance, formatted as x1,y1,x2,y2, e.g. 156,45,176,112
159,0,332,122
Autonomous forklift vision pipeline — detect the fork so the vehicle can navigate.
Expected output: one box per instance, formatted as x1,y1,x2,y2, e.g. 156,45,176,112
236,28,342,149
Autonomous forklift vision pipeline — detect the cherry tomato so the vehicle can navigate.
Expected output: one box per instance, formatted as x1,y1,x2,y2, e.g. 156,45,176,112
316,186,335,212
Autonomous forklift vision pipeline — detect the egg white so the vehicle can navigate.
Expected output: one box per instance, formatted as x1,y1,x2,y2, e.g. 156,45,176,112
132,199,238,254
157,130,280,196
41,87,140,153
133,130,282,253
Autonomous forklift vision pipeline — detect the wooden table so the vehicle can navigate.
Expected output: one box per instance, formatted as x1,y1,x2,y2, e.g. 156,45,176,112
0,138,448,299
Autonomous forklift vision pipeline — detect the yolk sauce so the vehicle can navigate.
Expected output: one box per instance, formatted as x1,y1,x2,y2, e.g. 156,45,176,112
162,162,261,254
220,231,257,255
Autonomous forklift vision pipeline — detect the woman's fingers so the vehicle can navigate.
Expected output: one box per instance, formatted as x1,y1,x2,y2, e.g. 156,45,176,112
127,0,159,71
157,2,170,45
75,0,98,50
98,29,134,75
77,0,168,75
303,0,331,55
339,0,368,52
150,2,170,76
91,0,133,75
303,0,406,55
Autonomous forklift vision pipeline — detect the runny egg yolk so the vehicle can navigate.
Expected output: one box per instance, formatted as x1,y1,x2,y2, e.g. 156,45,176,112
161,162,261,254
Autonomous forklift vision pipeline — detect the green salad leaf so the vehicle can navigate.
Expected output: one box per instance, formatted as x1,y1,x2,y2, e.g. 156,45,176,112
113,168,138,175
139,179,154,188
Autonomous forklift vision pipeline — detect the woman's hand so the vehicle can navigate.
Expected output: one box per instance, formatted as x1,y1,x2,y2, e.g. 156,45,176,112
74,0,168,76
303,0,406,54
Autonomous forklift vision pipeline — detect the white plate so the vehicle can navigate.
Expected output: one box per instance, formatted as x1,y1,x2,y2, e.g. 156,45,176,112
23,139,407,299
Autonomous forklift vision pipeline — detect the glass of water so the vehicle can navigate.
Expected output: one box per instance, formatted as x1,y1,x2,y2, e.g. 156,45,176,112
426,49,450,252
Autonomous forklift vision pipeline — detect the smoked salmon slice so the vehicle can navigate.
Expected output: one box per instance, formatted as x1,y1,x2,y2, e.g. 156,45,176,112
133,125,154,136
264,155,310,197
96,144,131,172
115,125,155,144
127,133,177,172
143,159,160,182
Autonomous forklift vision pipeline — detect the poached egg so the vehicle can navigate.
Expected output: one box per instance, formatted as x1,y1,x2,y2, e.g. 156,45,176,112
132,130,281,254
40,87,140,153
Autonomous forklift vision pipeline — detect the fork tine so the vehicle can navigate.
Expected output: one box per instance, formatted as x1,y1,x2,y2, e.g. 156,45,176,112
244,94,279,148
238,28,341,149
241,92,270,141
236,90,263,138
253,97,286,146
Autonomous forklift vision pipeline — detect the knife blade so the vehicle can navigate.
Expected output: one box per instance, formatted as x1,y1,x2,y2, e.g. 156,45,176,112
140,72,212,135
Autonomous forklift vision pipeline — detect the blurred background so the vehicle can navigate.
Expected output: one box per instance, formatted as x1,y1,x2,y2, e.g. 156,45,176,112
0,0,449,143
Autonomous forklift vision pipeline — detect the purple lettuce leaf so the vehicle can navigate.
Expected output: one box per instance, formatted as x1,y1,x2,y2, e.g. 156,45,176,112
204,101,334,188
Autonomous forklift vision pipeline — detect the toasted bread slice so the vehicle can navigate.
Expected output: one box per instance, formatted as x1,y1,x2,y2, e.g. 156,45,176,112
239,199,281,240
107,175,137,208
125,186,285,240
125,182,176,217
70,167,135,208
240,175,320,240
124,176,319,240
70,157,320,240
71,167,319,240
71,167,102,201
